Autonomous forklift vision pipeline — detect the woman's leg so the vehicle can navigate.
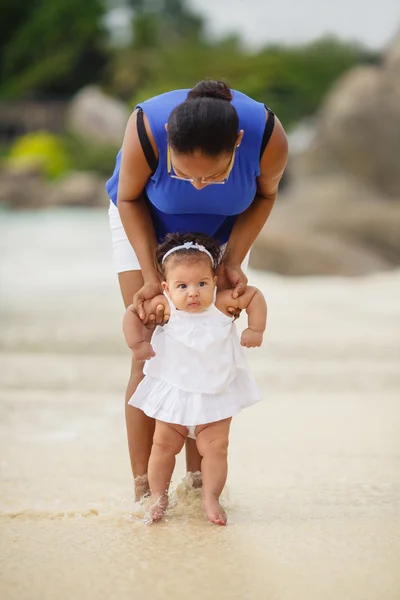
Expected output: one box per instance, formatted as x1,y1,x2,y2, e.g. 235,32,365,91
147,420,187,522
185,438,203,478
196,418,232,526
118,270,155,500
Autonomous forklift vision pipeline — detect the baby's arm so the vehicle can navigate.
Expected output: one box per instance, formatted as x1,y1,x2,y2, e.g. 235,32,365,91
123,305,155,361
216,286,267,348
237,287,267,348
123,295,169,361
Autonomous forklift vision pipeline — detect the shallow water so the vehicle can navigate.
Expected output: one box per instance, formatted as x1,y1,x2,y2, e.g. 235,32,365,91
1,208,400,599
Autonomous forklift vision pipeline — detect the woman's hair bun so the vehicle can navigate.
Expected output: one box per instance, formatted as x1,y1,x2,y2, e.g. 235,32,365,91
187,80,232,102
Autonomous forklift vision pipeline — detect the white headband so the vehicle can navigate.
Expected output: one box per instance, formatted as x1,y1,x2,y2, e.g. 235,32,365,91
161,241,215,267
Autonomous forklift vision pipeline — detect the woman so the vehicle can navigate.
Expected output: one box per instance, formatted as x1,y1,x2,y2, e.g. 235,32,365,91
106,80,288,500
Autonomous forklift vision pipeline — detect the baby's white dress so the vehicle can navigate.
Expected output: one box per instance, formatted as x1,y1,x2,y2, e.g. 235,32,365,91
128,295,261,429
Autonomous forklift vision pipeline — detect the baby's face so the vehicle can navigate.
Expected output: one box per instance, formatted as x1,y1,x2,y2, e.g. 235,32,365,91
163,258,216,312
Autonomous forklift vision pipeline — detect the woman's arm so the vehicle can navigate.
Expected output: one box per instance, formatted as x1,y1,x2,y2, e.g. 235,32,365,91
220,113,288,297
117,109,160,285
117,109,168,321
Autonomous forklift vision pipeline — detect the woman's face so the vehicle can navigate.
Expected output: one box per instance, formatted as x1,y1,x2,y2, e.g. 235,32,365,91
169,149,233,190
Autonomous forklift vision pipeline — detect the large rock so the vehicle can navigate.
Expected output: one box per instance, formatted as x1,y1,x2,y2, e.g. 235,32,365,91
297,35,400,198
66,86,130,147
0,167,109,209
47,172,109,207
0,166,47,209
250,227,389,276
385,31,400,78
273,35,400,276
251,175,400,276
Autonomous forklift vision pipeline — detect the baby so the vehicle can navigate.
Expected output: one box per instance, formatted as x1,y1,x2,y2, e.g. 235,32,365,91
123,232,267,525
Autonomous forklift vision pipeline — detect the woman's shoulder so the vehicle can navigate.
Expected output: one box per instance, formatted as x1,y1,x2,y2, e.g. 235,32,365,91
231,89,264,107
135,89,189,157
137,89,189,125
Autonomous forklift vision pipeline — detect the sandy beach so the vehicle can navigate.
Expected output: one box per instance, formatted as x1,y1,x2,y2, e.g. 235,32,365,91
0,207,399,600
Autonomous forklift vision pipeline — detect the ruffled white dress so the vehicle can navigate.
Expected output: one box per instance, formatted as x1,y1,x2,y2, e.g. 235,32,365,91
128,294,261,428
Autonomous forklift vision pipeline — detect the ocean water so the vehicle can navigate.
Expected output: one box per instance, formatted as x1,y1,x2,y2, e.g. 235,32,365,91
0,207,399,599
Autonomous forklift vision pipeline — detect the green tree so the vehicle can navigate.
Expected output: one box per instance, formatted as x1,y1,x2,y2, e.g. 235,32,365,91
0,0,108,98
128,0,204,47
104,0,375,127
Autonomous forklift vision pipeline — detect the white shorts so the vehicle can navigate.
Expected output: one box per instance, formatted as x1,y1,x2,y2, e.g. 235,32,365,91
108,200,250,273
108,201,141,272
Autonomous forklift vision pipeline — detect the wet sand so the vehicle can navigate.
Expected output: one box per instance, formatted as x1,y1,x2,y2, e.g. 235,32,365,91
0,208,399,599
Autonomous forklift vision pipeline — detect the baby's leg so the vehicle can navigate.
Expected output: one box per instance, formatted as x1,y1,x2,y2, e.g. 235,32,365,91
195,418,231,526
147,420,187,522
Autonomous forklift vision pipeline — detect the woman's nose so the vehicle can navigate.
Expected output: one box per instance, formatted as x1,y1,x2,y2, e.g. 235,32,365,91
190,180,207,191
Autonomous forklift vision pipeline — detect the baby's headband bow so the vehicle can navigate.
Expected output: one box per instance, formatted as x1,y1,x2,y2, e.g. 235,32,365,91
161,241,215,267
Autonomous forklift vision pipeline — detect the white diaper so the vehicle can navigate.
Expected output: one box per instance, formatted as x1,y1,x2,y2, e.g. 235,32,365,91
187,426,197,440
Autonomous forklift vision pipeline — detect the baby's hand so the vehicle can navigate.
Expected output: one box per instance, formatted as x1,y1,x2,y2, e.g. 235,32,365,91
131,342,156,362
143,301,170,328
240,328,263,348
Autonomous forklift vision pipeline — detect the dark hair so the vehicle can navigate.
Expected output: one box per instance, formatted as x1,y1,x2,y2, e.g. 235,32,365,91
156,232,222,277
167,80,239,156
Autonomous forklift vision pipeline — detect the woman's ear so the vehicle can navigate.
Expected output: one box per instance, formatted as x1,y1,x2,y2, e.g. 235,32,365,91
236,129,244,147
164,123,168,132
213,276,218,286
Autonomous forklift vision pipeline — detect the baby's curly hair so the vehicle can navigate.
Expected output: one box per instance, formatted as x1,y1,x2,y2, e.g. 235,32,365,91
156,232,222,278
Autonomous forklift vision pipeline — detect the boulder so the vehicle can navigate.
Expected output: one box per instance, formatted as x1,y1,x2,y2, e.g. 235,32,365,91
0,167,109,209
297,33,400,198
47,172,109,208
273,33,400,277
251,175,399,275
0,166,47,209
66,86,130,147
385,30,400,79
250,227,389,277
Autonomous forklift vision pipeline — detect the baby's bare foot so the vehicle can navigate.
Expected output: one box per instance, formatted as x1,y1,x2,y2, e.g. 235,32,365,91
132,342,155,362
202,496,227,526
145,494,169,524
134,474,150,502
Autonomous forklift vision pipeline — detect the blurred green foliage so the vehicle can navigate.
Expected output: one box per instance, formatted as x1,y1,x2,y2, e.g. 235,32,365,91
6,131,118,179
107,1,376,128
63,136,119,176
0,0,377,132
124,36,368,129
8,131,70,178
0,0,108,98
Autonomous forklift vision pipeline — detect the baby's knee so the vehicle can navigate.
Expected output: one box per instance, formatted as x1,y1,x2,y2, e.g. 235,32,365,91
153,431,184,457
198,437,229,458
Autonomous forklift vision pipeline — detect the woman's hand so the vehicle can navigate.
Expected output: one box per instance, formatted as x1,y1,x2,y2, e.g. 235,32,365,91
133,280,166,326
216,261,248,318
217,262,248,297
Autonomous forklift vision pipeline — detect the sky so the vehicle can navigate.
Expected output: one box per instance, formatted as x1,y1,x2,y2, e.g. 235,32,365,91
188,0,400,49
